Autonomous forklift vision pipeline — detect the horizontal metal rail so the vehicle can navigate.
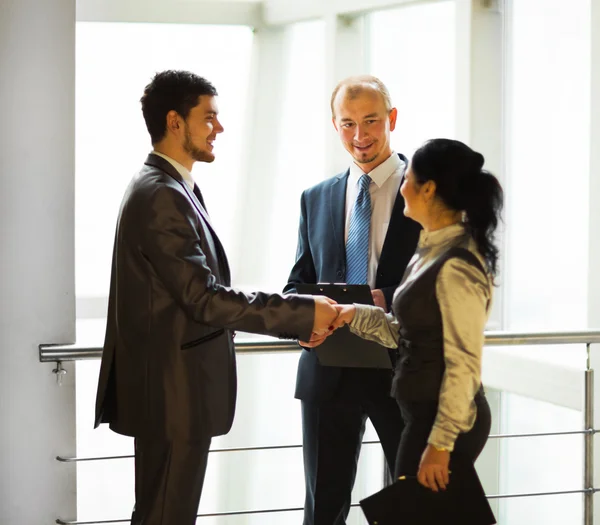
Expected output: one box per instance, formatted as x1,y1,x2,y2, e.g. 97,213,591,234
39,329,600,362
54,488,600,524
56,429,594,463
48,330,600,525
487,488,597,499
39,339,300,362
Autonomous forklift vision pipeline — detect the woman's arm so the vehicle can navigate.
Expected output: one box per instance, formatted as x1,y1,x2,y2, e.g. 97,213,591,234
428,257,491,451
346,304,400,349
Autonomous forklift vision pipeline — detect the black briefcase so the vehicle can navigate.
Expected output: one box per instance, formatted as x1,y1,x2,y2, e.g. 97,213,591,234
359,460,496,525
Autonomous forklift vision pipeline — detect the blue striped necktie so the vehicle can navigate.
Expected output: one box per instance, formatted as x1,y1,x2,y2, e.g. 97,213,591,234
345,174,372,284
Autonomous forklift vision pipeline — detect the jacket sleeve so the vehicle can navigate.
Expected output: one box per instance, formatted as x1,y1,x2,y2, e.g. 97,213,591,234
141,185,315,341
428,257,491,451
283,190,317,295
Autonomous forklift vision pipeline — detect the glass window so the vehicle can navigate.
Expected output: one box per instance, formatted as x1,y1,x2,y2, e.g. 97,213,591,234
367,1,457,157
498,392,584,524
234,20,328,292
500,0,590,522
504,0,590,331
75,22,253,314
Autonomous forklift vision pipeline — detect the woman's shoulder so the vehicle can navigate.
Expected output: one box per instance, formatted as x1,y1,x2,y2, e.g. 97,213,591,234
443,243,487,275
437,245,491,299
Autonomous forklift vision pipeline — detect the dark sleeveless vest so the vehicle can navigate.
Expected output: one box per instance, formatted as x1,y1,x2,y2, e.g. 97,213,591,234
390,247,486,402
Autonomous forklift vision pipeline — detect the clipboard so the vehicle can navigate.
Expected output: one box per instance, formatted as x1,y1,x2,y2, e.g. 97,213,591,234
296,283,393,369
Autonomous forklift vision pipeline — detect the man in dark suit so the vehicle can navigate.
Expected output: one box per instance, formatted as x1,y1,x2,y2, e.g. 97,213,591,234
284,75,421,525
94,70,338,525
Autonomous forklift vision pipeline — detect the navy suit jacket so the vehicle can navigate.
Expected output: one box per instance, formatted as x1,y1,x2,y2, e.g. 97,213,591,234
284,153,421,402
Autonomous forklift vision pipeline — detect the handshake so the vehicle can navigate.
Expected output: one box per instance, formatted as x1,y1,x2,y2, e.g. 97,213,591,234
303,289,386,348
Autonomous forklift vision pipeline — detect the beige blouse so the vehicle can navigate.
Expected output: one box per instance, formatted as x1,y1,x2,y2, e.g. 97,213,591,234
349,223,492,451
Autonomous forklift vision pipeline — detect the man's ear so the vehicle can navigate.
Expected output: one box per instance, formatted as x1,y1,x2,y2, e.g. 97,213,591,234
388,107,398,132
332,117,339,132
166,110,181,134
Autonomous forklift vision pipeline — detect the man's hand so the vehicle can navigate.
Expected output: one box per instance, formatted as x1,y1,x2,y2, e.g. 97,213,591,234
311,295,337,336
371,289,387,310
417,444,450,492
331,304,356,330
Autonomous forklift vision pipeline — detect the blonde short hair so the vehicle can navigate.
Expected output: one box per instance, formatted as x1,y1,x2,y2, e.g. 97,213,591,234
330,75,393,118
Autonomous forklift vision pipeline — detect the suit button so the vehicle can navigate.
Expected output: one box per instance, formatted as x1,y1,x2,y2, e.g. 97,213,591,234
336,270,343,278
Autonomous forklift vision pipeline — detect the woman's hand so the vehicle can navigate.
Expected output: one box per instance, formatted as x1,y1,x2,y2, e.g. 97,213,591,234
299,331,331,348
417,444,450,492
331,304,356,330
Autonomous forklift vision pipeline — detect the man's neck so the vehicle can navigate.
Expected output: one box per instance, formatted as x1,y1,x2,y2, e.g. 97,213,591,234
153,144,193,172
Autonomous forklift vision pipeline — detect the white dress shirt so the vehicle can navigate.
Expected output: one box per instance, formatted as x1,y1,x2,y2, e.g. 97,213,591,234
344,152,406,288
151,150,195,190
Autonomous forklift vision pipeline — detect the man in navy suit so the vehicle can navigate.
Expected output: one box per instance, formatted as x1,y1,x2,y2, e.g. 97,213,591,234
284,75,421,525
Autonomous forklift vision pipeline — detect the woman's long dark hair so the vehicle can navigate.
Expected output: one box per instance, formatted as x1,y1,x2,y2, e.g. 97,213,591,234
411,139,504,276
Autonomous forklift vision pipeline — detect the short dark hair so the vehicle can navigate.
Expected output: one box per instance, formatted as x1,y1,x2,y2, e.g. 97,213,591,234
140,70,218,144
411,139,504,276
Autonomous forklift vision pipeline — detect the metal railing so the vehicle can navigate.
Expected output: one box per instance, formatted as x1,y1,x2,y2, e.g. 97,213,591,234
40,330,600,525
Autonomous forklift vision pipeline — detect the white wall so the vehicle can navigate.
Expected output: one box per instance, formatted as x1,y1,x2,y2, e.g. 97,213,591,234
263,0,437,25
589,0,600,522
76,0,262,25
0,0,77,523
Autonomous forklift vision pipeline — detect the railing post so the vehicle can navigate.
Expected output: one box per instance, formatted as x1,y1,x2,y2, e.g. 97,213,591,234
584,343,594,525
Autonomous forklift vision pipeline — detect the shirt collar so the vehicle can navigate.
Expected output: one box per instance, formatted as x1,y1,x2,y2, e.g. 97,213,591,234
349,152,404,188
418,223,466,248
151,150,195,190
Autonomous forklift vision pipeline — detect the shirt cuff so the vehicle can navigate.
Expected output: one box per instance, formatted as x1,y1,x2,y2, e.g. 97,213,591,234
349,303,372,329
428,425,459,452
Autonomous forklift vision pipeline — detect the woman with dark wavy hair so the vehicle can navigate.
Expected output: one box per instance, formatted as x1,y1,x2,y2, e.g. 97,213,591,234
333,138,503,501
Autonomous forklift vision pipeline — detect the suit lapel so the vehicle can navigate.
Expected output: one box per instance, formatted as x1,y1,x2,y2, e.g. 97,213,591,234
144,154,232,285
329,170,349,264
178,179,232,285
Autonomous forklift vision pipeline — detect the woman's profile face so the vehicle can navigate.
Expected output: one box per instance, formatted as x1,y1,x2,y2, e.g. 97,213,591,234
400,166,425,223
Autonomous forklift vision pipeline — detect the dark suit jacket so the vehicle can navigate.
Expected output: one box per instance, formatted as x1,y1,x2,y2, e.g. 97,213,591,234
95,154,314,441
284,153,421,402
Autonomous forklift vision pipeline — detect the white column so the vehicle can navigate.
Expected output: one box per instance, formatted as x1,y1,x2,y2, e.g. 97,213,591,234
0,0,77,523
455,0,504,331
456,0,503,181
454,0,503,518
588,0,600,522
231,26,288,288
455,0,503,160
589,2,600,323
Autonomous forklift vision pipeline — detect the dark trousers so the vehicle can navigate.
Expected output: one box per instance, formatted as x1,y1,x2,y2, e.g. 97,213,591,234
301,394,404,525
395,392,492,478
130,437,211,525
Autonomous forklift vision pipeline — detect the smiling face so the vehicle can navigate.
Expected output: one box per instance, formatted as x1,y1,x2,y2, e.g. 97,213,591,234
400,165,424,222
400,164,441,228
332,85,397,173
180,95,223,164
